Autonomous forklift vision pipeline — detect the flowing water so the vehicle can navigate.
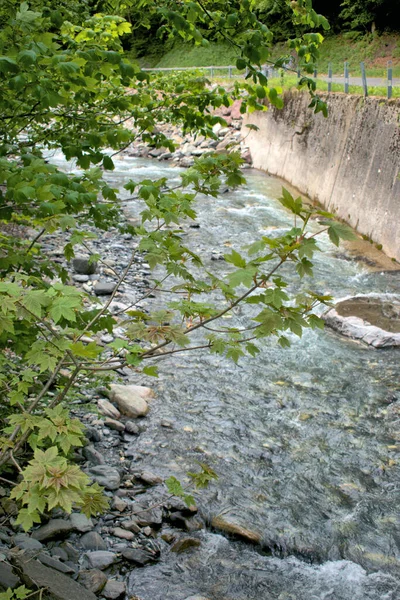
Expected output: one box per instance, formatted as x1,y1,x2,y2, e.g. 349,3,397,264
55,153,400,599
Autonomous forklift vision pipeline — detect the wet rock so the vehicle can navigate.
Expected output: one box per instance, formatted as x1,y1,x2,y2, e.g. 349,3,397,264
168,512,203,532
111,527,135,541
78,569,108,594
131,505,162,528
104,418,125,432
125,421,140,435
102,580,126,599
83,551,118,570
73,274,90,283
98,399,121,420
94,281,117,296
80,532,107,551
121,520,140,534
50,547,69,562
11,552,98,600
121,548,158,566
112,497,128,512
109,384,152,419
170,537,201,553
38,553,75,574
88,465,121,490
211,516,261,544
73,256,97,275
184,596,211,600
83,445,106,466
136,470,162,486
85,426,102,443
0,561,20,591
13,533,43,551
32,519,74,542
60,542,80,562
70,513,94,533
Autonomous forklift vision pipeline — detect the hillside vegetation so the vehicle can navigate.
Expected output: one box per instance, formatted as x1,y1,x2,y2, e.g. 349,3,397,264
140,33,400,77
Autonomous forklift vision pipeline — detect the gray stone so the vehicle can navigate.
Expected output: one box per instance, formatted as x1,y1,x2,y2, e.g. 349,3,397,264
78,569,107,594
104,418,125,432
13,533,43,551
72,274,90,283
60,542,80,562
88,465,121,490
121,520,140,534
137,470,162,486
102,580,126,599
85,426,102,443
98,399,121,420
109,384,152,419
70,513,94,533
111,527,134,541
170,537,201,553
83,551,118,570
38,553,75,574
125,421,140,435
80,532,107,551
73,257,97,275
121,548,157,566
94,281,117,296
184,596,211,600
31,519,74,542
50,547,69,562
83,444,106,465
112,497,128,512
0,561,20,591
12,553,98,600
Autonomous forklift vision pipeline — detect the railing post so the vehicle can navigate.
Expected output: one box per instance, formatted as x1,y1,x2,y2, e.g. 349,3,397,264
313,67,317,80
297,67,301,81
360,62,368,97
210,66,214,78
344,61,349,93
229,65,232,79
387,60,393,99
328,62,332,92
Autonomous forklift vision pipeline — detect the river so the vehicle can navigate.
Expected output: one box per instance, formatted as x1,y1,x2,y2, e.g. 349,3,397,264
54,152,400,599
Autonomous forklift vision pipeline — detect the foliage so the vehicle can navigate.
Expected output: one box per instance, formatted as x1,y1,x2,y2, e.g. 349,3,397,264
0,0,357,531
0,586,37,600
165,463,218,507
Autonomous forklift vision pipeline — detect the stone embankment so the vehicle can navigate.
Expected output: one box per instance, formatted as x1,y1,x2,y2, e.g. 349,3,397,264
243,91,400,262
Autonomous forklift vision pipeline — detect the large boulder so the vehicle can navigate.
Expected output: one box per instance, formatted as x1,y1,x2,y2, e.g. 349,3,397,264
108,384,153,418
323,295,400,348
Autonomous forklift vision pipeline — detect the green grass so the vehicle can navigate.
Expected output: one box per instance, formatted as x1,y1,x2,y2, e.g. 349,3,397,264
155,42,238,68
143,33,400,78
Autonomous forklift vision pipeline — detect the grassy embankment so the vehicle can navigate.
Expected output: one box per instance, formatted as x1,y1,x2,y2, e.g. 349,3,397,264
137,33,400,97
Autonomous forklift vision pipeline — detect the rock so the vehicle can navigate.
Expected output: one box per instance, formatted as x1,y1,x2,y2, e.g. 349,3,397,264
111,527,134,541
0,561,20,591
170,537,201,553
112,497,128,512
13,534,43,551
104,418,125,432
98,399,121,420
50,547,69,562
109,384,152,419
102,580,126,599
73,256,98,275
85,426,102,443
80,532,107,551
125,421,140,435
83,551,118,570
94,282,117,296
70,513,94,533
121,520,140,534
179,157,194,168
32,519,74,542
60,542,80,562
211,516,261,544
168,512,203,532
121,548,157,566
72,274,90,282
78,569,108,594
83,445,106,466
11,552,98,600
184,596,211,600
88,465,121,490
38,553,75,574
136,471,162,486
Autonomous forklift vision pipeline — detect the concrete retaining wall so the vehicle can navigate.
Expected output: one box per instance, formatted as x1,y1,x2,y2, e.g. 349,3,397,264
243,92,400,261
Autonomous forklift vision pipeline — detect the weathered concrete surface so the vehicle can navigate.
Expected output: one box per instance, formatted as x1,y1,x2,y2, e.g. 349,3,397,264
243,92,400,261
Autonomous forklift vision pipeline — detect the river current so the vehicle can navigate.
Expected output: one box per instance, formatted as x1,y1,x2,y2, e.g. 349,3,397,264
55,152,400,599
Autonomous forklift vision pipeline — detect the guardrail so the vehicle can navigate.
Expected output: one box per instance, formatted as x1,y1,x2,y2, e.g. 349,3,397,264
143,61,399,99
